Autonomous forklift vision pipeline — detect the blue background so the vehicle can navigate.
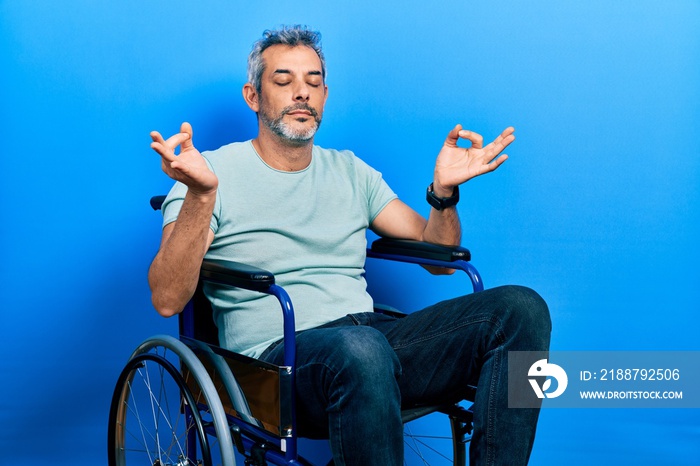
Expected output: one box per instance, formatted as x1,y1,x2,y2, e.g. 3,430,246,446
1,1,699,464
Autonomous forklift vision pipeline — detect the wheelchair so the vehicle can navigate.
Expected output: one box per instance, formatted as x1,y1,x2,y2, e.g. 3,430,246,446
108,195,485,466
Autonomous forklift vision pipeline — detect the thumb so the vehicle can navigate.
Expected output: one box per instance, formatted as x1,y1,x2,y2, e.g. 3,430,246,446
444,124,462,148
180,122,194,151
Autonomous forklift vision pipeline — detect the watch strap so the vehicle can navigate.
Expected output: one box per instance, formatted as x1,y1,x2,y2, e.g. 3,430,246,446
426,183,459,210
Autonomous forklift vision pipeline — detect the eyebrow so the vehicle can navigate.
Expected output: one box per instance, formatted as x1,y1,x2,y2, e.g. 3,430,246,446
272,69,323,76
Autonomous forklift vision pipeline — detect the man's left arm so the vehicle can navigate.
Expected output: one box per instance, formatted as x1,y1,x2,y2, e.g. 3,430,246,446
371,124,515,256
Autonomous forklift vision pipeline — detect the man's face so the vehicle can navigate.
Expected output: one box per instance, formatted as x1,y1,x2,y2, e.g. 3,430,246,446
256,45,328,144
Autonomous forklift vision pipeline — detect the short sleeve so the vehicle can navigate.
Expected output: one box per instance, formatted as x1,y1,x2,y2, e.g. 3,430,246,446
349,153,397,222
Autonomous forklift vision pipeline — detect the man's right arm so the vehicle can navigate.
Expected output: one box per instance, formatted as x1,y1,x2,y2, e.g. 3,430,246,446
148,122,219,317
148,193,216,317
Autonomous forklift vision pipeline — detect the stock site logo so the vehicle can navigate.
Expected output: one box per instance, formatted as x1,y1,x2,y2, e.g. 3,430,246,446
528,359,568,399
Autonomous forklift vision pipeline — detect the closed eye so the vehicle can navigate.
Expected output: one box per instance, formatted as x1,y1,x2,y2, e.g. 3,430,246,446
307,76,323,88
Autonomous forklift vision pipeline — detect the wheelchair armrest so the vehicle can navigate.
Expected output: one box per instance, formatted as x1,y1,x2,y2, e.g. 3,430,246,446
368,238,483,292
200,259,276,293
369,237,470,262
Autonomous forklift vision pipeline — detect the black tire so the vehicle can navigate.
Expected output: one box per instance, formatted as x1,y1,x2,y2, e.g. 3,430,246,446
108,335,235,466
108,353,211,465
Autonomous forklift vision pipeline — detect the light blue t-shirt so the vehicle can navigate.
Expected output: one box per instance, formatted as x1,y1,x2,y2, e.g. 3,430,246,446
162,141,397,358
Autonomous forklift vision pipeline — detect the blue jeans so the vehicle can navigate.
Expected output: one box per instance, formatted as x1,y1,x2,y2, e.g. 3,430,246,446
260,285,551,465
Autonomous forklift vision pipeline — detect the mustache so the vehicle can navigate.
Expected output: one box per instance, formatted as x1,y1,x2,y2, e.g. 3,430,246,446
281,103,319,118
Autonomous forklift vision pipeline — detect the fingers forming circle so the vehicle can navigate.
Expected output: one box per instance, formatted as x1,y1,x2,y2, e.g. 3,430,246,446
459,129,484,149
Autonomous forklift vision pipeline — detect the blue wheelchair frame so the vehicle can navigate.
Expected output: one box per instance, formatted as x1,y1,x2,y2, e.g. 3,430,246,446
108,196,484,466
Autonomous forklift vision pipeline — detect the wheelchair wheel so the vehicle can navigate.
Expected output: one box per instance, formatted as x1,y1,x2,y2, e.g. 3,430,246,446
402,405,472,466
108,335,236,466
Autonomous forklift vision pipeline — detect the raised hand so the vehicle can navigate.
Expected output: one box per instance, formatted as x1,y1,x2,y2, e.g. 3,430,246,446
433,124,515,196
150,122,218,195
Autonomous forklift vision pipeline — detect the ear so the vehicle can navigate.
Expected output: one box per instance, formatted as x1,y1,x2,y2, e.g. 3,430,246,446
242,83,260,113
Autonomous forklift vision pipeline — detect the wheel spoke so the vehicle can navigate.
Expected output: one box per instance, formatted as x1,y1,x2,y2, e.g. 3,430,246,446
404,435,452,462
126,377,156,464
115,353,206,465
403,410,470,465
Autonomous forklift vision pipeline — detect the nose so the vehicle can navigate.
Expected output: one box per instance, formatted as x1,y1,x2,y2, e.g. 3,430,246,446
292,81,310,102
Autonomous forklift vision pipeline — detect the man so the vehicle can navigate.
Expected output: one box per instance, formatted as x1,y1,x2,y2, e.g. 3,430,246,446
148,26,550,465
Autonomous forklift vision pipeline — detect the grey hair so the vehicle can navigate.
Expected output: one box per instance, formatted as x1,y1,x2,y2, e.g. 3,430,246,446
247,25,326,93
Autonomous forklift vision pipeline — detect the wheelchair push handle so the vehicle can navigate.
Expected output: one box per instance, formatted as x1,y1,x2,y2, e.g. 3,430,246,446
150,195,166,210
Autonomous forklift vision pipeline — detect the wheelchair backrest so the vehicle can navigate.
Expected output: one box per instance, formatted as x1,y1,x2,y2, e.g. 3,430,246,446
180,282,220,346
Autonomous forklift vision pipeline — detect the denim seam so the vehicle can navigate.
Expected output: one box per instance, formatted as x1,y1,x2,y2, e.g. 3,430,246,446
486,346,502,466
389,314,506,351
299,360,349,465
331,382,345,465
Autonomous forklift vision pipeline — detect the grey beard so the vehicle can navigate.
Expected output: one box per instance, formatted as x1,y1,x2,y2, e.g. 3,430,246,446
260,104,322,144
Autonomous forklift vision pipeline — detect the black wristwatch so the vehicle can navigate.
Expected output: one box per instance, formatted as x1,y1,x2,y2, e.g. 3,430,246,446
426,183,459,211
